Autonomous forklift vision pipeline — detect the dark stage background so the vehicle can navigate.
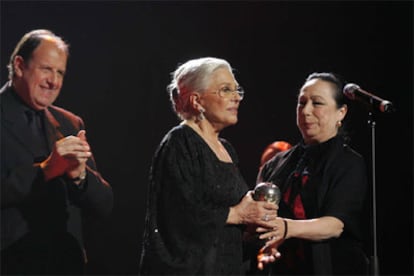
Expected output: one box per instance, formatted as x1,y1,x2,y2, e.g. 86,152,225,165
1,1,413,275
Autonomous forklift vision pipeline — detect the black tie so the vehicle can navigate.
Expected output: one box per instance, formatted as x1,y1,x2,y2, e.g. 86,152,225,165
26,110,48,160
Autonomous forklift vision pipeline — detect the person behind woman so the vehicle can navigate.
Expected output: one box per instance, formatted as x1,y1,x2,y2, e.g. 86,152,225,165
260,141,292,168
255,72,369,275
139,57,278,275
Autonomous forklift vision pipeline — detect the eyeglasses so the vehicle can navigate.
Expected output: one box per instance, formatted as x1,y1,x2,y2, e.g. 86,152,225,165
208,86,245,100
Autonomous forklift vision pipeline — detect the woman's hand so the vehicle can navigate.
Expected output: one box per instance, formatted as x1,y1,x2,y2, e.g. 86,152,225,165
257,244,281,270
227,191,278,227
256,217,288,247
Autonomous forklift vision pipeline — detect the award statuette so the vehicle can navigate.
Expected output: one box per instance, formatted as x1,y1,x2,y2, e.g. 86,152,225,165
253,182,281,271
253,182,281,205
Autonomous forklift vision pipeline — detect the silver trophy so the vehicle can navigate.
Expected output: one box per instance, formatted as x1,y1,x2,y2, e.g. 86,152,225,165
253,182,281,205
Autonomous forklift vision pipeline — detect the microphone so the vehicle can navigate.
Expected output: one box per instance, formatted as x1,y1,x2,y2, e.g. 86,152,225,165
343,83,395,113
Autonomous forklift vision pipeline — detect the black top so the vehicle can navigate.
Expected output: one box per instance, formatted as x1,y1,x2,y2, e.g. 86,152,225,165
257,136,369,275
140,124,248,275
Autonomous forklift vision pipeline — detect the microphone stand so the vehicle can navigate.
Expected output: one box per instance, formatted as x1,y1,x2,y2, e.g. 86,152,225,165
368,110,380,276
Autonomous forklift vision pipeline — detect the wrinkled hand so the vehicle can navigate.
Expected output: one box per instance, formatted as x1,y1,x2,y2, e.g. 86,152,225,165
41,130,91,181
231,191,278,226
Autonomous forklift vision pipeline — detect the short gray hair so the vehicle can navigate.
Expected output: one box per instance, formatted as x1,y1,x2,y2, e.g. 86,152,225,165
167,57,232,120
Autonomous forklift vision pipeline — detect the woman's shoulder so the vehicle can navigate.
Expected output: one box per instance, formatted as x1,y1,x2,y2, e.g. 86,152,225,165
159,124,206,155
334,136,365,161
329,137,366,169
162,124,194,142
153,125,199,163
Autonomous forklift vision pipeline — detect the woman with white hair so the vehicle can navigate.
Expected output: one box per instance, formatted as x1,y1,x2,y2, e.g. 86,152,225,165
139,57,278,275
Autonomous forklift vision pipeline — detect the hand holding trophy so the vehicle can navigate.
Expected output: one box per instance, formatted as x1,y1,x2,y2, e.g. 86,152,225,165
253,182,282,271
253,182,281,206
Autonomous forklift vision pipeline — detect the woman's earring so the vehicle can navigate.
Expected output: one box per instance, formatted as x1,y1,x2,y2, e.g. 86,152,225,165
196,108,205,122
336,120,342,127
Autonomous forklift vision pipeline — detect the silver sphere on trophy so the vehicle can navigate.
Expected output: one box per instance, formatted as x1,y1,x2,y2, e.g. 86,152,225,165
253,182,281,204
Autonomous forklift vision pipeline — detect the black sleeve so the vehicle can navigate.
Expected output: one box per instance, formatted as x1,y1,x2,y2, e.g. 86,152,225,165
148,133,230,272
321,151,368,239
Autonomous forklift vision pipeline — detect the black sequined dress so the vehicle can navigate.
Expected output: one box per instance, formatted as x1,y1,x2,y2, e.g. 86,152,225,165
140,124,248,275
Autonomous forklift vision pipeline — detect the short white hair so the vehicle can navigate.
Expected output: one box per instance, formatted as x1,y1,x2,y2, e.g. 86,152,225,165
167,57,232,120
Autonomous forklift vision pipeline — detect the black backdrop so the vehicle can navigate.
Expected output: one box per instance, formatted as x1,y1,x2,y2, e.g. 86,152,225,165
1,1,413,275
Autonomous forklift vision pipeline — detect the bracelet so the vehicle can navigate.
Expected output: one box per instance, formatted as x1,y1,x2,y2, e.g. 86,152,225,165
282,219,288,240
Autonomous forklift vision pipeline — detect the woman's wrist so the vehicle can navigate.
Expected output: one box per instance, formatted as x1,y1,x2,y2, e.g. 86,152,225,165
282,219,288,239
227,206,242,225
